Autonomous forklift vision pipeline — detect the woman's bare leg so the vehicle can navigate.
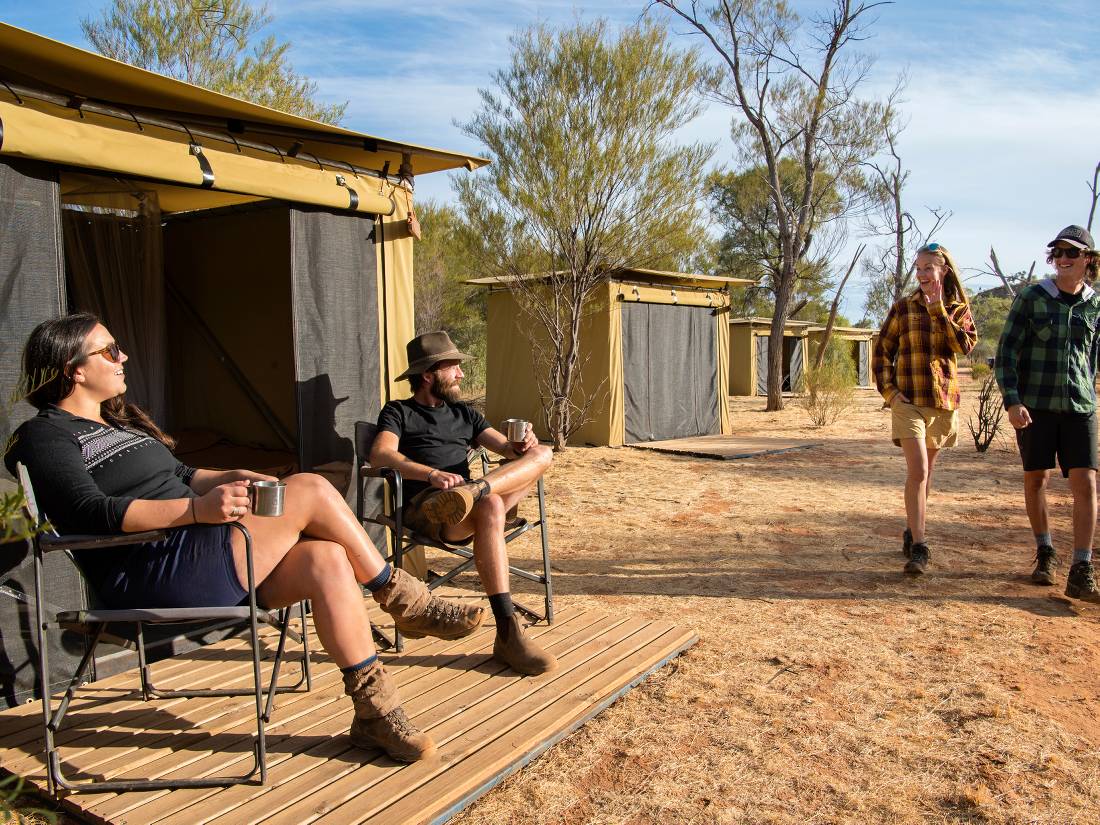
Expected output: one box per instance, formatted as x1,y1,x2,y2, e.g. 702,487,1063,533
230,473,386,585
253,539,375,669
900,438,930,543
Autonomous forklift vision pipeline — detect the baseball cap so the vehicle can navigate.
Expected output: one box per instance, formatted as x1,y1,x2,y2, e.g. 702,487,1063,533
1047,225,1095,251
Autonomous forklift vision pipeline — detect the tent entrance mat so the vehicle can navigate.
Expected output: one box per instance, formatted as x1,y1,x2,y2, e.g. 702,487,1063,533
0,590,697,825
630,434,823,461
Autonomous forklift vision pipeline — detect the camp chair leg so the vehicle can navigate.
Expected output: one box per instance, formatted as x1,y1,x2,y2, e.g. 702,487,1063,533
49,623,103,733
136,622,153,701
537,477,554,624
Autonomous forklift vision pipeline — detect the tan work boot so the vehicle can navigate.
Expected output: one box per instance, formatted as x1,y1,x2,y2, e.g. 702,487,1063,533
372,568,484,639
421,479,490,525
343,660,435,762
493,613,557,675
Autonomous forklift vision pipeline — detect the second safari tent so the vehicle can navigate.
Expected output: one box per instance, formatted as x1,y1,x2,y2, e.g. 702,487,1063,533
728,317,813,396
471,269,753,446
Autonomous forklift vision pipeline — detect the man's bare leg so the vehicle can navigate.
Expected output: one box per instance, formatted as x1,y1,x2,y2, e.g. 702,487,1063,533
479,445,553,498
1023,469,1051,537
1067,468,1097,552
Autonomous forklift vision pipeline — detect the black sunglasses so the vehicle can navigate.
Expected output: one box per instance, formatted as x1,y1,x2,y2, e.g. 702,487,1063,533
1050,247,1083,260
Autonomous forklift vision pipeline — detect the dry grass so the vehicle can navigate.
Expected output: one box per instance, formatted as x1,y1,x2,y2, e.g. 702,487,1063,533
439,375,1100,824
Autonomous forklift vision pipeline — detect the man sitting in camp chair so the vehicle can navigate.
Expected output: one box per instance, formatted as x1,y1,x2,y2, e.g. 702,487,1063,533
371,331,556,675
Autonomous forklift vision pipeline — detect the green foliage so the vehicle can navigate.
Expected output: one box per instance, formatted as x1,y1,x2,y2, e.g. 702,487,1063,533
81,0,346,124
969,292,1014,365
970,361,991,381
457,19,713,446
0,773,57,824
412,201,487,393
707,159,843,319
803,340,856,427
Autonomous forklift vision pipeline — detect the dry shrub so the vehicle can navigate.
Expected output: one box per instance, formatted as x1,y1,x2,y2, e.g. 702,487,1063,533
971,361,991,381
967,374,1003,452
803,341,856,427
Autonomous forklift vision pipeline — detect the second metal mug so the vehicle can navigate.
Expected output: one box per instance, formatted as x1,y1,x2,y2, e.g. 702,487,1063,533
250,480,286,517
503,418,529,444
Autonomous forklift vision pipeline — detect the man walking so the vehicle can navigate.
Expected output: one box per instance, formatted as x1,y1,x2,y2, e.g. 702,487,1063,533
996,225,1100,602
371,331,557,674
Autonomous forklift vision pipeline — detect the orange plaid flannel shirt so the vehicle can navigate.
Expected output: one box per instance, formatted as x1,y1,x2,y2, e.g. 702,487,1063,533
873,291,978,410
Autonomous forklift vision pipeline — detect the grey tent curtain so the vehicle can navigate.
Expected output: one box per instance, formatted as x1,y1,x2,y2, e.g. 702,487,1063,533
622,303,720,443
290,208,379,509
0,158,64,455
755,335,769,395
62,190,167,423
0,157,92,708
858,339,870,386
787,338,804,392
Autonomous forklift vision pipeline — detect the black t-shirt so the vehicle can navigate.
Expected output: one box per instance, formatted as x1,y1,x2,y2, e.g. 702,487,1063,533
1059,288,1085,306
376,398,490,500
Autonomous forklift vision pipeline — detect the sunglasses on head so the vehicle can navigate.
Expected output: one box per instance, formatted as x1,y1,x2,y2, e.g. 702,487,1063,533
1050,246,1083,260
74,342,123,365
918,242,942,253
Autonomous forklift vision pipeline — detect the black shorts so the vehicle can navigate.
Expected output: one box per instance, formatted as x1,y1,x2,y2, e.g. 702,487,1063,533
1015,409,1099,478
90,524,248,609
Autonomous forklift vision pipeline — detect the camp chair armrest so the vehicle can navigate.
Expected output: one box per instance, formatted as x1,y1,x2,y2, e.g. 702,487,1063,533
38,530,169,552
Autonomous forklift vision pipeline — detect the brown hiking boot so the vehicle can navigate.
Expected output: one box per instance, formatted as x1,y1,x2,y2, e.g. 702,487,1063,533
904,543,929,575
505,503,527,531
420,479,489,525
1031,545,1058,585
1065,561,1100,604
493,613,557,675
372,568,484,639
344,660,435,762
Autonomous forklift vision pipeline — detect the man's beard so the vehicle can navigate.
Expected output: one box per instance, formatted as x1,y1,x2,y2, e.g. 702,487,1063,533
431,374,462,403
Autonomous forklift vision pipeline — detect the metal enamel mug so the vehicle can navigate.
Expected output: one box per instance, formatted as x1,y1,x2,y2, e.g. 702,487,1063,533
503,418,529,446
250,480,286,517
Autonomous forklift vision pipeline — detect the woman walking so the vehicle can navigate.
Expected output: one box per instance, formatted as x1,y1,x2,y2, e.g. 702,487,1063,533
873,243,978,574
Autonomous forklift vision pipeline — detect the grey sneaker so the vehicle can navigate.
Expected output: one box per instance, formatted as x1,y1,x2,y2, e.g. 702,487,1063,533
904,543,929,575
1065,561,1100,604
1030,545,1058,585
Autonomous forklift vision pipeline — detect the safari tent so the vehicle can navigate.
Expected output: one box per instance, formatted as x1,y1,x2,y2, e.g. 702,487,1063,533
470,269,753,446
806,325,874,388
0,22,486,705
727,318,813,396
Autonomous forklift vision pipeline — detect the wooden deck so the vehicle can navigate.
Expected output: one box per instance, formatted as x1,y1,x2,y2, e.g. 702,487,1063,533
0,592,697,824
630,434,823,461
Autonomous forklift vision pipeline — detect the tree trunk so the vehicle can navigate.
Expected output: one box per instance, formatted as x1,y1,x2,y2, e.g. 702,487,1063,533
767,264,797,411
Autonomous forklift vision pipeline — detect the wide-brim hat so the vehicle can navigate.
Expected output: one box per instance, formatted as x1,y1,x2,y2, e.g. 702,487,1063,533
395,331,470,380
1047,224,1095,251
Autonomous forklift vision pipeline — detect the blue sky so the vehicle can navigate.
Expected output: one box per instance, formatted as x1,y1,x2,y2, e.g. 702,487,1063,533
4,1,1100,318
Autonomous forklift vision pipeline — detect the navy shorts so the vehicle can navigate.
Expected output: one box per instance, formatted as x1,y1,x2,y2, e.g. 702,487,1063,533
89,524,248,609
1015,409,1099,478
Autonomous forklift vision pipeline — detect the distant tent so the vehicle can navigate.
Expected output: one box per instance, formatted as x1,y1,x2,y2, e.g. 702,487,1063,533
806,326,875,388
728,318,812,397
471,269,753,445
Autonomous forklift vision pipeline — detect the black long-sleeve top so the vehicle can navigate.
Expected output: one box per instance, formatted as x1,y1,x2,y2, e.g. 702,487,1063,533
5,405,197,534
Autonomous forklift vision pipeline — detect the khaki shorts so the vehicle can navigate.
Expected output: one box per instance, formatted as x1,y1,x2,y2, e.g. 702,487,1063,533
891,399,958,449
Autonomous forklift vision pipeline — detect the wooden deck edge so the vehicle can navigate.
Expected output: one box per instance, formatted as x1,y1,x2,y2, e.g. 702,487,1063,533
627,443,822,461
427,631,699,825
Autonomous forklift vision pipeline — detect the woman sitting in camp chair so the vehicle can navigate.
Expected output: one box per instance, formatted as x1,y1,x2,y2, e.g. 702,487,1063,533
5,313,485,763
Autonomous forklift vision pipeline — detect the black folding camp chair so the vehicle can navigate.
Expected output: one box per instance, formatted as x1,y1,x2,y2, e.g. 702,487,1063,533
15,462,311,795
353,421,554,652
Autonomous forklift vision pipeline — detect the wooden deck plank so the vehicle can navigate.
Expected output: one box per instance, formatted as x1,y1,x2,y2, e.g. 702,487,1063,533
87,612,592,822
181,613,613,825
382,627,696,825
0,600,698,825
254,617,662,825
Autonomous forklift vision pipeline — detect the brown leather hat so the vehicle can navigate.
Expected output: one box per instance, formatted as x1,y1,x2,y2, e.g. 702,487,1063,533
396,331,470,380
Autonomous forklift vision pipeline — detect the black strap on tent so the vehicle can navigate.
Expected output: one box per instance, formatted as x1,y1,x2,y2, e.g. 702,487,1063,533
0,114,4,151
335,174,359,210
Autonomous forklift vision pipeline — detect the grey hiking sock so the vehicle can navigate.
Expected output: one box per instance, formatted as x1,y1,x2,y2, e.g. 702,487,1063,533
1036,532,1052,549
1072,548,1092,564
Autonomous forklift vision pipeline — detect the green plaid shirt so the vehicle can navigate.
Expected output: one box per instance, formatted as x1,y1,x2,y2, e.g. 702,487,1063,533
995,278,1100,413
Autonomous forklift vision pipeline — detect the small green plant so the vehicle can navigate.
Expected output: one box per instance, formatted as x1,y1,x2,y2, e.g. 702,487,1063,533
803,341,857,427
0,773,58,824
970,361,991,381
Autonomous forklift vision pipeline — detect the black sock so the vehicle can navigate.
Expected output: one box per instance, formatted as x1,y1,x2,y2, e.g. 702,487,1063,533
364,563,393,593
488,592,514,624
340,654,378,675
